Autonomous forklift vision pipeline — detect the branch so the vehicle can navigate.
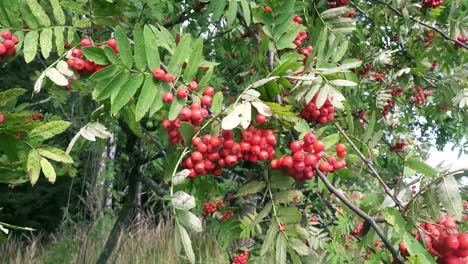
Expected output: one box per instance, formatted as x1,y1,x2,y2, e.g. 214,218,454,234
369,0,467,50
334,123,405,209
314,168,405,264
141,176,169,196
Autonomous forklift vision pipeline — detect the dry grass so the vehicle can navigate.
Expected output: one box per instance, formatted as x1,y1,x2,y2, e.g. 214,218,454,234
0,217,228,264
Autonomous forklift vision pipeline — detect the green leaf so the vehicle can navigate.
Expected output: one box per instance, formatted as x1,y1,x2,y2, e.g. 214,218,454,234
168,96,187,121
322,133,340,149
210,91,223,114
149,82,168,116
67,27,75,44
39,28,53,59
28,121,71,141
143,25,160,71
198,65,214,90
251,202,272,229
54,26,64,56
89,64,120,82
227,1,238,26
0,88,27,107
37,146,73,163
94,70,130,101
26,0,51,27
332,40,349,62
402,232,436,264
133,25,146,71
183,38,203,83
168,34,191,75
179,122,196,145
115,26,133,68
315,28,328,62
176,209,202,233
40,158,56,184
173,169,190,186
235,181,266,197
274,190,303,204
381,207,406,234
212,0,227,22
289,237,314,256
82,47,110,65
175,223,195,264
261,221,278,256
423,186,441,220
27,150,41,186
329,79,357,87
270,171,295,189
111,74,145,114
406,157,438,177
172,191,196,211
277,25,304,50
276,234,287,264
135,77,158,121
23,30,39,63
103,46,120,64
277,207,301,224
154,25,176,54
438,175,463,220
363,111,375,143
50,0,65,25
240,0,251,26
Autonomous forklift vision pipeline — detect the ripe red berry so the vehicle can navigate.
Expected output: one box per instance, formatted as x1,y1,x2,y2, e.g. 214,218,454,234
445,235,460,251
189,80,198,91
459,234,468,250
107,38,117,49
163,73,174,83
201,95,213,107
163,92,174,103
1,30,12,40
11,35,19,44
3,39,14,49
71,48,83,58
264,6,272,12
255,114,266,124
204,86,215,96
80,38,92,47
303,133,316,145
319,161,330,172
177,88,189,99
0,113,4,124
336,143,346,153
74,58,85,70
191,151,203,161
152,68,166,80
0,44,6,55
313,140,326,152
248,68,255,75
290,141,303,153
337,151,347,158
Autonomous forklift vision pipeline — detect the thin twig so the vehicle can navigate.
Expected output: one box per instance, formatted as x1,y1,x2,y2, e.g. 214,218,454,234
334,123,404,209
314,168,405,264
370,0,467,49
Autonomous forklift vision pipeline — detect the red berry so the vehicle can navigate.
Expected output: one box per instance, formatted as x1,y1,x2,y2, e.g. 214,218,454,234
3,39,14,49
163,73,174,83
71,48,83,58
337,151,347,158
163,92,174,103
336,143,346,153
290,141,303,153
188,80,198,91
0,113,4,124
191,151,203,161
264,6,272,12
204,86,215,96
459,234,468,250
107,38,117,49
313,140,326,152
11,35,19,44
153,68,166,80
303,133,316,145
1,30,12,40
177,88,189,99
0,44,6,55
80,38,92,47
445,235,460,251
255,114,266,124
74,58,85,70
201,95,213,107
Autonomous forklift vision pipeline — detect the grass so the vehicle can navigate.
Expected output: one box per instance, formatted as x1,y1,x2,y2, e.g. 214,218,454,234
0,217,229,264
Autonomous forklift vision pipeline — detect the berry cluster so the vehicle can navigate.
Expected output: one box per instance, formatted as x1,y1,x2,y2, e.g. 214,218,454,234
182,126,278,178
300,95,335,124
221,210,234,221
153,68,174,83
232,251,249,264
270,132,347,181
374,72,385,82
410,86,432,105
293,15,303,24
66,38,112,75
300,45,314,59
359,64,373,76
293,30,308,48
352,221,364,235
328,0,349,8
423,31,435,47
0,30,19,61
162,86,214,144
382,87,404,116
422,0,443,8
344,8,356,18
455,36,467,49
400,216,468,263
390,142,407,152
203,200,224,215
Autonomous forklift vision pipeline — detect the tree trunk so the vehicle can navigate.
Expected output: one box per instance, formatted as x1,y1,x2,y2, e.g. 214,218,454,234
96,127,140,264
